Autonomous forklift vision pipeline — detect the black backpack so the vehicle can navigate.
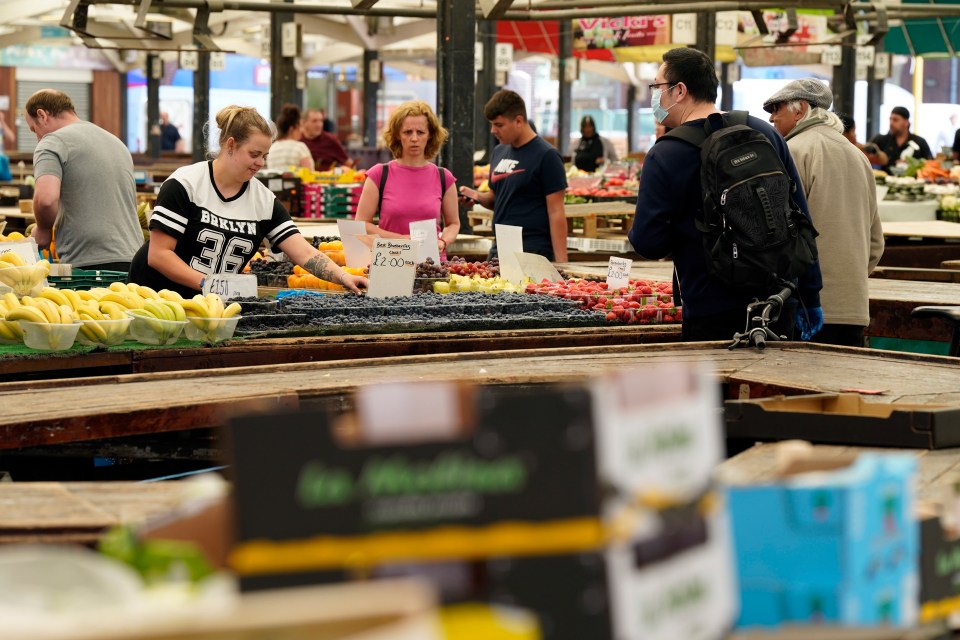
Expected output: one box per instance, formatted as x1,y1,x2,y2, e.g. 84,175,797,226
660,111,818,292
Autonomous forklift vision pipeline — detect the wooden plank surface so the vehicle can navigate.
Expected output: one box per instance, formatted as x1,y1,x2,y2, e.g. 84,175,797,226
0,324,682,381
555,260,674,281
0,481,191,543
1,343,958,451
883,220,960,239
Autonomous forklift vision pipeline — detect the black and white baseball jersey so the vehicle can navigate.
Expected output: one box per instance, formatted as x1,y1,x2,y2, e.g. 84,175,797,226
129,161,299,295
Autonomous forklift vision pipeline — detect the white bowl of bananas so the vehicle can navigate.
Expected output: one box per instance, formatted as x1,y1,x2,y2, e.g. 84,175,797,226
181,294,242,344
0,253,51,297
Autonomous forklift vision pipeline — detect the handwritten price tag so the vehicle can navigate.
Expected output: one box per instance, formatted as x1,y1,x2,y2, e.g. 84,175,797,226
0,239,39,266
202,273,258,300
367,238,416,299
606,256,632,290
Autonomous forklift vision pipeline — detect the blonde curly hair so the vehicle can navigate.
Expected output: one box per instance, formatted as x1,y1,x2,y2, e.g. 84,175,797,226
383,101,448,160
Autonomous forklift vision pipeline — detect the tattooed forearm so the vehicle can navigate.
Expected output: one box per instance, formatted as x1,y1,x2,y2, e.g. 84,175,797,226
303,253,340,284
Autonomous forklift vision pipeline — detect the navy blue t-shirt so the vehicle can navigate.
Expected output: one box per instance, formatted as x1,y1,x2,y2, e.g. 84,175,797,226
489,136,567,258
628,114,822,320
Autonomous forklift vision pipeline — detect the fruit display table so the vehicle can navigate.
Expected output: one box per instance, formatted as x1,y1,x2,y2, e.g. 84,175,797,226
467,201,636,238
1,342,957,456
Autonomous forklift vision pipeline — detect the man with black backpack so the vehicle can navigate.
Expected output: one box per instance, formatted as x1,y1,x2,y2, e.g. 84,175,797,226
629,47,823,342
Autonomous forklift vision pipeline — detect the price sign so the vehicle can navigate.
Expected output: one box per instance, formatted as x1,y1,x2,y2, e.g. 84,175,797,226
820,45,843,67
202,273,257,300
516,252,561,284
410,219,440,265
606,256,632,291
0,239,39,269
337,219,370,268
494,43,513,72
672,13,697,45
495,224,524,285
367,238,416,299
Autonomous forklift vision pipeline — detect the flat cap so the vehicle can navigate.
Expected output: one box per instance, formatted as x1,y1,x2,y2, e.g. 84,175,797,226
763,78,833,113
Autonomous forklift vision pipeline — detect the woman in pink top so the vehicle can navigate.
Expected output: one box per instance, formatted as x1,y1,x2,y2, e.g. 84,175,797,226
355,101,460,258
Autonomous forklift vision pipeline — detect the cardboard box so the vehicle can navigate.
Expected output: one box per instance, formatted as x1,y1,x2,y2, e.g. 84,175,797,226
919,514,960,623
725,450,919,628
725,393,960,449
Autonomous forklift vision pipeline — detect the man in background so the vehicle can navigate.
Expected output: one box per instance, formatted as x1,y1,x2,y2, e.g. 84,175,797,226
458,89,568,263
300,108,353,171
25,89,143,271
870,106,932,172
837,113,888,170
765,80,884,347
159,111,184,152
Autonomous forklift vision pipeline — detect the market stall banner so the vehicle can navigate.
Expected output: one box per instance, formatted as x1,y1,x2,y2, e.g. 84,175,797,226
739,11,830,68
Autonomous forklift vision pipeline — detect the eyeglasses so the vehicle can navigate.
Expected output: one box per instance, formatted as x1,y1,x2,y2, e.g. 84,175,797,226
648,82,676,92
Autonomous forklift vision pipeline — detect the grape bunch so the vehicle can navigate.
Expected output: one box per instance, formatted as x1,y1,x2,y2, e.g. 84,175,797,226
247,259,294,276
416,258,448,278
444,257,499,278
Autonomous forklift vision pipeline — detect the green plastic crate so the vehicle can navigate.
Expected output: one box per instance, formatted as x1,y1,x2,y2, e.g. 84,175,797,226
48,269,127,291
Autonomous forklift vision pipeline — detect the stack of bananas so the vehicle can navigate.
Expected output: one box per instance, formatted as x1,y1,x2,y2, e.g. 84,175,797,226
136,201,150,243
0,253,51,296
0,291,80,350
174,292,242,343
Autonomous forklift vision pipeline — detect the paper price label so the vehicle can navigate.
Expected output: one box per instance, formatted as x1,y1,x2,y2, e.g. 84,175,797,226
202,273,258,300
367,239,416,299
409,219,440,265
0,239,39,266
606,256,632,290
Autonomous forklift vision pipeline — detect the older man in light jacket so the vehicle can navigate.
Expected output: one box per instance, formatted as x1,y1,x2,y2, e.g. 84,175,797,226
764,78,884,347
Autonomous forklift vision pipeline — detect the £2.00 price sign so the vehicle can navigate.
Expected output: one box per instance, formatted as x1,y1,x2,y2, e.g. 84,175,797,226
367,238,416,299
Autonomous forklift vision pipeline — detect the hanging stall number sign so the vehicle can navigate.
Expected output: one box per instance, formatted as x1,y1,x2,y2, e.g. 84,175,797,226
495,43,513,72
202,273,258,300
856,45,875,67
820,46,843,67
607,256,632,290
367,239,416,299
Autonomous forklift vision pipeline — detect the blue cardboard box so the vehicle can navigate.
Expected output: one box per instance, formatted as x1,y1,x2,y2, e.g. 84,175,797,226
726,452,919,628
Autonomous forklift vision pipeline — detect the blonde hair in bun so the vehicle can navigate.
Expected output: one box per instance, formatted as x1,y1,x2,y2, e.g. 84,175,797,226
214,105,274,154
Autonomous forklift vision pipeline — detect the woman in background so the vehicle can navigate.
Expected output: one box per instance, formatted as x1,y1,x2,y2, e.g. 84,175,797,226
573,115,617,173
266,103,313,172
354,100,459,258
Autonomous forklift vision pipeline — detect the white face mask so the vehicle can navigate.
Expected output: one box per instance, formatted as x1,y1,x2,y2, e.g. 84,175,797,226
651,84,677,124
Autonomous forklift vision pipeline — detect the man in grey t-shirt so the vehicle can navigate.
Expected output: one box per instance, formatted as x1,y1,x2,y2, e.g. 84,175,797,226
25,89,143,270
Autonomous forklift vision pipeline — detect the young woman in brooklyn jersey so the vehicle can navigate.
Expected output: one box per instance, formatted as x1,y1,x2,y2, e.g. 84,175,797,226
128,105,367,297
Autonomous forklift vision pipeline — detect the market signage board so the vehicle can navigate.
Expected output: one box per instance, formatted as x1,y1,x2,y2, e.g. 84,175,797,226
495,224,525,285
495,43,513,72
202,273,257,300
337,219,370,268
606,256,632,290
409,219,440,265
672,13,696,45
367,238,416,298
875,52,891,79
820,45,843,67
715,11,738,47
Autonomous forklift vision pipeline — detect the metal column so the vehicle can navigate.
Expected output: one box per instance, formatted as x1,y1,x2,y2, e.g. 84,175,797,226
362,49,380,147
720,62,734,112
475,19,498,164
437,0,476,232
866,43,884,140
557,21,573,157
626,84,637,153
146,53,161,159
832,32,856,120
270,3,301,125
192,52,210,162
695,11,716,61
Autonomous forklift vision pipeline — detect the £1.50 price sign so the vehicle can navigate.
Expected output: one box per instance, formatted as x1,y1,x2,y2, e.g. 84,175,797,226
367,238,416,299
